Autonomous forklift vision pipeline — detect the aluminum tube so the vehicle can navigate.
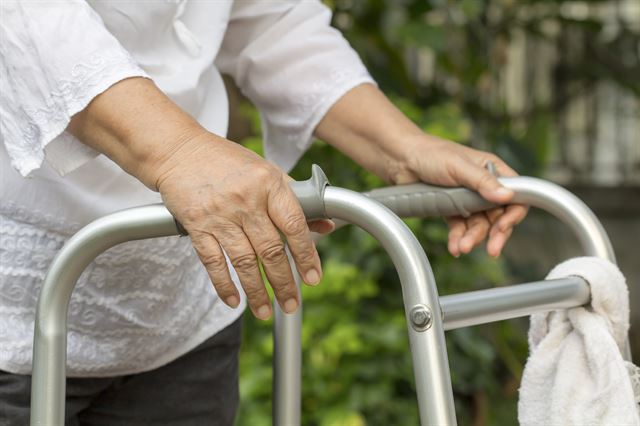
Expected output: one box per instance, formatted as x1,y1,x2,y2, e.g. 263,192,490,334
499,177,615,262
441,277,591,330
30,205,178,426
323,187,457,426
272,250,302,426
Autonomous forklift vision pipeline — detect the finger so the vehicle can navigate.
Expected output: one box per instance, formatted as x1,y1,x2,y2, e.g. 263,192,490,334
308,219,335,235
483,207,508,257
449,153,514,204
446,216,467,257
486,204,527,257
243,214,299,314
190,232,240,309
216,224,272,320
491,157,519,178
459,213,491,254
490,158,529,230
487,227,514,258
268,181,322,286
463,161,515,204
485,207,505,225
495,204,529,233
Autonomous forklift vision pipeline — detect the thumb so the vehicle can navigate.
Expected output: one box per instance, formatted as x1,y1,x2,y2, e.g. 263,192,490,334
457,161,514,204
308,219,335,234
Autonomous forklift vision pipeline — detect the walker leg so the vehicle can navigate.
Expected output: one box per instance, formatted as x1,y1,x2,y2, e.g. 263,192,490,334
272,252,302,426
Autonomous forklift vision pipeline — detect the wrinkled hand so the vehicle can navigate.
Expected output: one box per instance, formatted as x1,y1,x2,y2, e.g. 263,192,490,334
153,132,325,320
393,135,528,257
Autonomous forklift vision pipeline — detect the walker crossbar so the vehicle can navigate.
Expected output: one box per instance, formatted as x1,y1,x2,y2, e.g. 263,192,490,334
440,277,590,331
30,166,626,426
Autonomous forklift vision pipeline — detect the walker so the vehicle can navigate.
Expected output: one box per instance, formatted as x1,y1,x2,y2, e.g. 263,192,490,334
29,165,632,425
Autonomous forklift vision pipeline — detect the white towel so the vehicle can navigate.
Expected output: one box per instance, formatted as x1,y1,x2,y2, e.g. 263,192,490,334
518,256,640,426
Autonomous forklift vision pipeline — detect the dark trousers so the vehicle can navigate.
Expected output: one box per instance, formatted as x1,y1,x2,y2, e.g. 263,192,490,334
0,317,242,426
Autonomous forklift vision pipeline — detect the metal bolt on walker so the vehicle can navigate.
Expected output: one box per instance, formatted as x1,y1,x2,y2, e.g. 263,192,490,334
410,304,433,331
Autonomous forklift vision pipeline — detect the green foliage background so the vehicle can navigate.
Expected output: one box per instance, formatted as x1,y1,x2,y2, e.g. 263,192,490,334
234,1,639,425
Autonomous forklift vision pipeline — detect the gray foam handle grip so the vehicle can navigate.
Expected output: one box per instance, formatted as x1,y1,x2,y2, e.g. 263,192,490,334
366,183,498,218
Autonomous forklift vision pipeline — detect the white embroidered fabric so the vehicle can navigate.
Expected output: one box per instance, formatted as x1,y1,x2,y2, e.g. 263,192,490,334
0,0,375,376
0,3,148,176
0,209,243,377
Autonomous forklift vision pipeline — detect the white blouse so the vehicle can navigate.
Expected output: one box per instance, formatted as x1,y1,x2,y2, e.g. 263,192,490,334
0,0,374,376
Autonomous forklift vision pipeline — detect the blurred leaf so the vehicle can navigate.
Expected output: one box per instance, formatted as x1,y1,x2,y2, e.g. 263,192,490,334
397,21,446,52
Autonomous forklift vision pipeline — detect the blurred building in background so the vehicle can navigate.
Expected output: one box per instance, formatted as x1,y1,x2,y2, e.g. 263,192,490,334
406,0,639,186
505,0,639,186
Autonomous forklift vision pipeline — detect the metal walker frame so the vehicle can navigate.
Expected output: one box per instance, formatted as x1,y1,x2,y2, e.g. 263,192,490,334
29,165,631,425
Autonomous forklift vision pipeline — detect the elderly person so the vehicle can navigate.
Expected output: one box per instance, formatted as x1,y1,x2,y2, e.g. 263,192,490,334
0,1,526,425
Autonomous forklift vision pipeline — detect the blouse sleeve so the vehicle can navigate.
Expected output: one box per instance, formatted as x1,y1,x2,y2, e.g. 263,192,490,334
0,1,148,177
215,0,376,172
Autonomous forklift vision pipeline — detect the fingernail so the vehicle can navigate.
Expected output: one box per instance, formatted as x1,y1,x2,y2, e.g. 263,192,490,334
460,237,472,252
256,305,271,320
305,269,320,286
284,298,298,313
226,295,239,308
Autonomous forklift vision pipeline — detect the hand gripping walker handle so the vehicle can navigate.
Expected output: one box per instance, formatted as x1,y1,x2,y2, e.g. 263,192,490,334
365,162,502,219
173,164,331,236
365,184,498,219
